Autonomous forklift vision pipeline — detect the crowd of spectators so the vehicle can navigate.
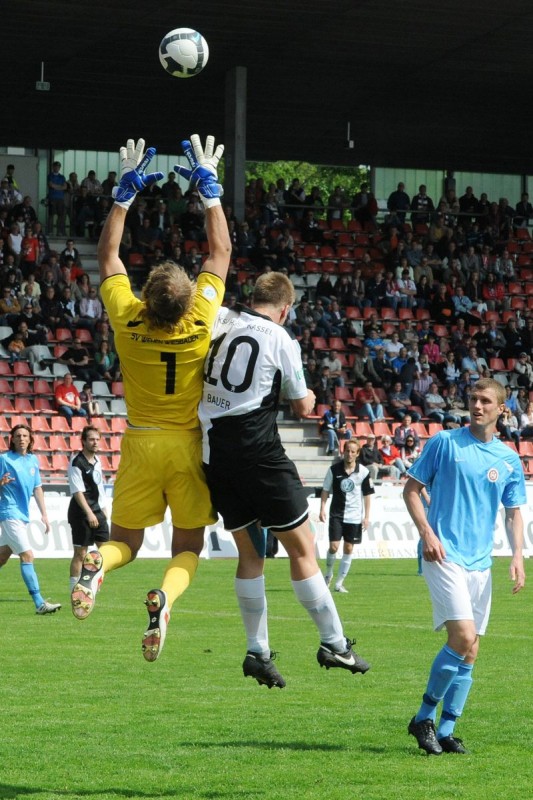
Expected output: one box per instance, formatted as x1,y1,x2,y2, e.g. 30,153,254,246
1,162,532,461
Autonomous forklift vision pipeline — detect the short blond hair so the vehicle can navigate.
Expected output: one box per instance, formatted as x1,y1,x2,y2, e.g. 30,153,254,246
141,262,195,332
471,377,506,406
252,272,295,309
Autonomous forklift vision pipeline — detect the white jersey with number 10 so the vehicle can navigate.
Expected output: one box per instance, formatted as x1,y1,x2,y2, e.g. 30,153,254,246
199,305,308,465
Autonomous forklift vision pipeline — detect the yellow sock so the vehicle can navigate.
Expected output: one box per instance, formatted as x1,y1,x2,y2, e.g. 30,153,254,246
99,541,133,574
161,552,199,610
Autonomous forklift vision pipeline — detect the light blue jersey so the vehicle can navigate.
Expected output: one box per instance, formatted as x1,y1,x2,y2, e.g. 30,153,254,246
408,427,526,571
0,451,41,523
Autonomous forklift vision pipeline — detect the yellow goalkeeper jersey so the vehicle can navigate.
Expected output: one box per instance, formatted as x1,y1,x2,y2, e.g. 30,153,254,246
100,271,224,430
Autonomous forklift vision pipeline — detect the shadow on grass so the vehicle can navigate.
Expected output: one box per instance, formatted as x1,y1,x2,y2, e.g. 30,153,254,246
0,786,174,799
178,740,347,752
0,786,260,799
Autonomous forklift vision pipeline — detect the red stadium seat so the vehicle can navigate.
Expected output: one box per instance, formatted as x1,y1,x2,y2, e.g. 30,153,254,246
51,416,71,433
12,361,32,376
51,454,70,472
111,417,127,433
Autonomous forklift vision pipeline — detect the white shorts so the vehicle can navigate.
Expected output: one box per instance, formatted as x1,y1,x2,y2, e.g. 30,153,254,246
0,519,31,555
422,559,492,635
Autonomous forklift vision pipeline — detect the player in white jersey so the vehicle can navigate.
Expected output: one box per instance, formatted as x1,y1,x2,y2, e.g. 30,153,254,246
404,378,526,755
199,272,371,687
320,439,374,593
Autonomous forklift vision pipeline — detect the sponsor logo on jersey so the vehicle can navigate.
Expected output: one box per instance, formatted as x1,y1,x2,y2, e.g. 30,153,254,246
340,478,355,493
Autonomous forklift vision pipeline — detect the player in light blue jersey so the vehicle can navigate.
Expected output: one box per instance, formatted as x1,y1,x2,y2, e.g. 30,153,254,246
404,378,525,755
0,424,61,614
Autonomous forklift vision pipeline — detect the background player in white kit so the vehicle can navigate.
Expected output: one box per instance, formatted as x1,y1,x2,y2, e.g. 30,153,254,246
199,272,371,688
319,439,374,593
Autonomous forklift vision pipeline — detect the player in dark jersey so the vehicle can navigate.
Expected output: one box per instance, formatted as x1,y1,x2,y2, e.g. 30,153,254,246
199,272,371,688
320,439,374,593
67,425,109,593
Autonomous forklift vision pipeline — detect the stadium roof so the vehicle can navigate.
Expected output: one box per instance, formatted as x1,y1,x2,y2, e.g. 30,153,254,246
6,0,533,174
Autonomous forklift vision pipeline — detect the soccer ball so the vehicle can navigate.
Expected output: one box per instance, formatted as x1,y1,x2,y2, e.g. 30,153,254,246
159,28,209,78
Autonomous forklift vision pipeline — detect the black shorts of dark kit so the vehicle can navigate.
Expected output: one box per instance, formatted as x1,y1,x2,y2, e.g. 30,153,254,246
204,454,309,534
68,511,110,548
329,518,362,545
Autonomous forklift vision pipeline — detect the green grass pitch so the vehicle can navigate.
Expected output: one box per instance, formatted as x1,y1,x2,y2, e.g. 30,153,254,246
2,557,532,800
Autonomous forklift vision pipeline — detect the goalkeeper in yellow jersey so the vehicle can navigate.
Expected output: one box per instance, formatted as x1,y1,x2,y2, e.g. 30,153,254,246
71,136,230,663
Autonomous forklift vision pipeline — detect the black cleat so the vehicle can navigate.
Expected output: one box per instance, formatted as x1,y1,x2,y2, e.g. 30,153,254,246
242,650,286,688
438,735,467,754
408,717,443,755
317,637,370,674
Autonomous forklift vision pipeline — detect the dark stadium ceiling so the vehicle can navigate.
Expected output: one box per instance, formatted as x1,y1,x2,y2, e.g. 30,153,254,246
6,0,533,174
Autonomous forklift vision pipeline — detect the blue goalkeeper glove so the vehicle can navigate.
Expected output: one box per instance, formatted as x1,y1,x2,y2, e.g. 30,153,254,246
174,134,224,208
112,138,164,210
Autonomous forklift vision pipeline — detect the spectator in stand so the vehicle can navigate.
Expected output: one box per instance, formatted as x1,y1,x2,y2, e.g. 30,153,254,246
430,283,455,324
458,186,479,227
79,287,102,332
384,331,403,359
501,318,524,359
352,345,381,387
359,433,399,482
351,182,373,226
387,182,410,223
379,435,407,478
391,345,408,375
422,333,441,370
400,435,421,468
411,363,433,407
314,365,334,406
354,380,385,423
364,328,385,359
522,316,533,353
321,349,345,388
452,285,482,326
424,383,451,425
320,399,353,455
40,285,68,332
315,271,337,306
19,226,41,279
493,248,515,285
444,383,470,425
60,239,82,268
326,185,348,223
58,337,100,383
93,318,115,354
94,340,120,382
393,414,420,448
373,348,395,389
514,192,532,229
101,171,118,199
47,161,67,236
497,406,520,447
440,350,461,386
512,352,533,389
411,185,434,226
388,383,421,422
461,244,481,276
397,268,417,309
335,274,356,308
0,284,21,325
485,318,507,358
415,274,433,309
519,401,533,439
55,373,88,424
461,346,488,383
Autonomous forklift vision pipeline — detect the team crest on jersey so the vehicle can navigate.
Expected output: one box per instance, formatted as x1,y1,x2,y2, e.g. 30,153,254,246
487,467,499,482
202,286,217,300
30,468,35,476
340,477,355,493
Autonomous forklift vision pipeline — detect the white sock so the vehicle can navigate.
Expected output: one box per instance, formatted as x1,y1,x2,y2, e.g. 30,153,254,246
336,554,353,585
291,570,345,650
325,550,336,578
69,575,79,592
235,576,269,658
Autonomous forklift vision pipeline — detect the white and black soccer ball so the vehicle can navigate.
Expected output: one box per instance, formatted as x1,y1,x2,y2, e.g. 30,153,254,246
159,28,209,78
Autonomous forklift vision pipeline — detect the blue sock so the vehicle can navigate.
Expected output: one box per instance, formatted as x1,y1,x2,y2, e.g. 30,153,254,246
415,644,465,722
20,562,44,609
437,662,474,739
417,539,423,574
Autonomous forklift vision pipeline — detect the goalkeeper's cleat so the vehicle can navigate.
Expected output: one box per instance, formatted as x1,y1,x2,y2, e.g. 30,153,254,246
142,589,170,663
71,550,103,620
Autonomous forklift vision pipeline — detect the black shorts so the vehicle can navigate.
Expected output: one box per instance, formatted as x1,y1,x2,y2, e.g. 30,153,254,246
68,510,110,548
204,454,309,534
329,517,363,544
